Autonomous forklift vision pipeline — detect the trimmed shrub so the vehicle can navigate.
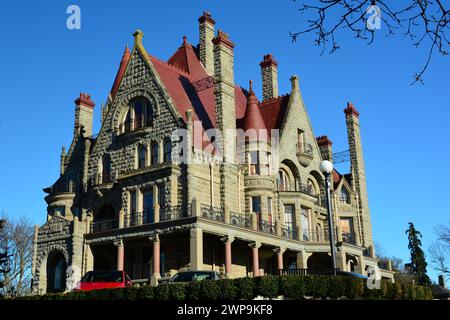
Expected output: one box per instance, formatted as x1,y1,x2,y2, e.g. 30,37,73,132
255,275,279,299
217,279,237,300
12,274,434,301
233,277,255,300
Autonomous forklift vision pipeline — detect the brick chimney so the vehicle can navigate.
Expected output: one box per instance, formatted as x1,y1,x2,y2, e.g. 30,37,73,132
198,11,216,75
316,135,333,161
74,93,95,137
260,54,278,101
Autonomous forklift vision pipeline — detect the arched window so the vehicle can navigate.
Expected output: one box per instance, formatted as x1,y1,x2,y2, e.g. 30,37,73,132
163,139,172,163
151,142,159,165
278,170,290,191
120,97,154,133
102,155,111,183
138,146,147,168
67,172,76,193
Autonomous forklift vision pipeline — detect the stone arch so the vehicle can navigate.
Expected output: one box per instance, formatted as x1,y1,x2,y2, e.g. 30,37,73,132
111,87,161,131
35,243,70,294
46,250,67,293
278,159,301,191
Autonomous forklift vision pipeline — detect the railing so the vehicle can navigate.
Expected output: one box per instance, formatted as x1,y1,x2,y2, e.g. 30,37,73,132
90,218,118,233
230,212,251,228
258,219,275,234
302,229,329,242
342,232,356,245
160,204,190,221
281,225,298,240
119,117,153,134
338,196,351,204
201,204,224,222
125,209,154,227
299,183,313,195
296,143,313,157
277,268,340,276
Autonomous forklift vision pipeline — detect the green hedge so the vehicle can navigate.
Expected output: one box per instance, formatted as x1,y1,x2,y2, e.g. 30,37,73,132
18,275,432,301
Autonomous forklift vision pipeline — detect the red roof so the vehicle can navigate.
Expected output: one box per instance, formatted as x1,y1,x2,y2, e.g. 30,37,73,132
258,95,290,130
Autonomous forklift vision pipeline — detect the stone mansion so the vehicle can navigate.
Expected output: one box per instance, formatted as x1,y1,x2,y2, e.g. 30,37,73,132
32,12,394,293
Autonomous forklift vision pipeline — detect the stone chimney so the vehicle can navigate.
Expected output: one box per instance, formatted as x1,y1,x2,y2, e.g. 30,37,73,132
212,30,236,145
198,11,216,75
212,30,238,211
74,93,95,137
316,135,333,161
344,102,373,248
260,54,278,101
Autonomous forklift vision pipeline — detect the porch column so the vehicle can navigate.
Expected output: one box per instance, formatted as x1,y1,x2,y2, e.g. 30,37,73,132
221,236,234,277
114,240,124,271
149,234,161,286
190,228,203,270
274,247,286,272
249,242,261,277
296,250,309,269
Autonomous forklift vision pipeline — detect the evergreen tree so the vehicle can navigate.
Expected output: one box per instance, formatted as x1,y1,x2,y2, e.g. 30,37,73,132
405,222,431,285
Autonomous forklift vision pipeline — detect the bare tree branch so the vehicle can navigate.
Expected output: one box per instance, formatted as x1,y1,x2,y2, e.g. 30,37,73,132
291,0,450,84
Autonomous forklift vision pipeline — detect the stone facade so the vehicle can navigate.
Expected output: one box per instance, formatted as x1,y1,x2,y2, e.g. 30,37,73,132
32,12,394,294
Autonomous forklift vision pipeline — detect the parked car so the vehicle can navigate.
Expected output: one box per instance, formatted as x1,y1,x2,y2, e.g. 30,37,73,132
168,270,221,283
75,270,132,291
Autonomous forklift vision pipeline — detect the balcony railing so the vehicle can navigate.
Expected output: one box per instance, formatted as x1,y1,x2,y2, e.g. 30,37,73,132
276,268,340,276
125,209,155,227
258,219,275,234
302,229,330,242
230,212,251,228
201,204,224,222
90,218,118,233
281,225,298,240
342,232,356,245
299,183,313,195
119,117,153,134
296,143,313,157
160,204,190,222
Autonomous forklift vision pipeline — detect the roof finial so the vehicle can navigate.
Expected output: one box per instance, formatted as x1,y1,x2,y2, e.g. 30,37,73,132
133,29,144,46
183,35,187,45
249,80,253,92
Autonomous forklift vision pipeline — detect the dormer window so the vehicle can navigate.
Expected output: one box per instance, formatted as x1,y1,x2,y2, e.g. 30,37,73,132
120,97,153,134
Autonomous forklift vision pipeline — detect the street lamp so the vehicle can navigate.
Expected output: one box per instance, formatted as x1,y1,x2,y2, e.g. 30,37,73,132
320,160,337,276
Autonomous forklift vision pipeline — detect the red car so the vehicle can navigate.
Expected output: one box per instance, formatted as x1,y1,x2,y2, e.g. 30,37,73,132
76,270,132,291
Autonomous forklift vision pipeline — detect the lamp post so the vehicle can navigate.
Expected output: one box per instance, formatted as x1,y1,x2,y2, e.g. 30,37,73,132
320,160,337,276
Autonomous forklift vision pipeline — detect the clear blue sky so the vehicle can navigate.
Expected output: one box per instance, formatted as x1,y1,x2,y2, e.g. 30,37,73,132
0,1,448,281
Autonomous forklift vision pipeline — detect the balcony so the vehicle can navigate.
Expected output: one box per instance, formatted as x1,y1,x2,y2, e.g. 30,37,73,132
90,218,118,233
342,232,356,245
281,226,298,240
258,219,275,234
119,117,153,135
296,143,314,167
200,204,224,222
302,228,330,242
230,212,251,228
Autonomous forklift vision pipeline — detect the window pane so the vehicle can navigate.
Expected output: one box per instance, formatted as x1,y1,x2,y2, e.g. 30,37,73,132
252,196,261,214
143,190,154,223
